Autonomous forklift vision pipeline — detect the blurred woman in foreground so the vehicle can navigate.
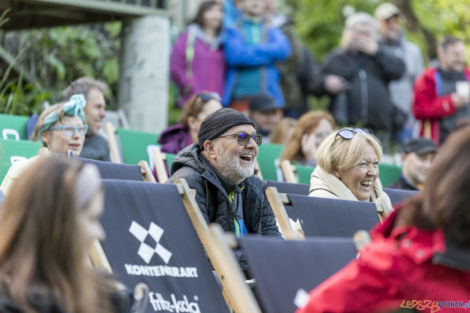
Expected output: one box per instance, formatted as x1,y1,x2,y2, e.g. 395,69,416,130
0,157,129,313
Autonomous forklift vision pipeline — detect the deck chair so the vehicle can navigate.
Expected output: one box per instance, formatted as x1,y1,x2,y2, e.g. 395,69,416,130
104,122,159,165
78,157,155,182
265,180,309,196
90,179,231,313
383,187,418,206
207,224,370,313
239,234,360,313
257,143,283,181
266,187,380,239
0,139,41,182
0,113,29,140
280,160,314,185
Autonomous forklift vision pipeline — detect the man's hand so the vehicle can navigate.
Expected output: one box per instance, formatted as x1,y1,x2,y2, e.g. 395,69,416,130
451,93,469,109
324,75,345,94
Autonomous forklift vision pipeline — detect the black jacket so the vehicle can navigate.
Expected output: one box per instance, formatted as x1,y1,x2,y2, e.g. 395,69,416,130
312,47,405,132
388,175,419,191
168,144,280,236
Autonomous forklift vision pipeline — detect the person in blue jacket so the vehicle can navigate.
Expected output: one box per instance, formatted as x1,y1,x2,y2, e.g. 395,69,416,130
222,0,291,112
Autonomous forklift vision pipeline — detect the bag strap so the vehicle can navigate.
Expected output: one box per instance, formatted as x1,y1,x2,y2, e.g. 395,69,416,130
185,29,196,78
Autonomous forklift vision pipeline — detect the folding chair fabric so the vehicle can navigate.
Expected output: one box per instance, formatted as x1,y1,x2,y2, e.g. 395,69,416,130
379,163,402,187
100,180,229,313
0,139,41,182
383,187,418,206
294,164,314,185
78,158,143,181
116,128,159,165
265,181,309,196
286,194,380,237
257,143,283,181
239,235,356,313
0,113,29,140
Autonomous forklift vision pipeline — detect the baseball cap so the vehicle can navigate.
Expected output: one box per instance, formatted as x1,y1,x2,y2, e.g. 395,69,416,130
249,94,279,112
403,138,437,155
374,3,401,20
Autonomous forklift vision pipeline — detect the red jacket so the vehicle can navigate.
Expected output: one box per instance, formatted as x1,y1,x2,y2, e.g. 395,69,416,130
296,208,470,313
413,67,470,145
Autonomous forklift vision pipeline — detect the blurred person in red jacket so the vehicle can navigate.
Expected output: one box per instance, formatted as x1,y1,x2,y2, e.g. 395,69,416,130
413,35,470,145
296,126,470,313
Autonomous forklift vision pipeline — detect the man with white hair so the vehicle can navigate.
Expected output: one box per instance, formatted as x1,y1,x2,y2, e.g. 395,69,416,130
312,12,405,150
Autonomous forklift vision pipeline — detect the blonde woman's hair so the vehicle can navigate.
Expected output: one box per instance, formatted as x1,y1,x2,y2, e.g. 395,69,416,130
315,129,383,174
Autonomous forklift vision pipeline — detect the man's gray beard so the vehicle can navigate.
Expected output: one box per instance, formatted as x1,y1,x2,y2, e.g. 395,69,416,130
216,148,255,184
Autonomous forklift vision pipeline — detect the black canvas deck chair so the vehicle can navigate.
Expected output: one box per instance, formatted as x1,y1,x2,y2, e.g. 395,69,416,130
90,180,260,313
78,157,155,182
240,234,358,313
266,187,380,239
265,180,309,196
89,179,230,313
206,224,367,313
383,187,418,206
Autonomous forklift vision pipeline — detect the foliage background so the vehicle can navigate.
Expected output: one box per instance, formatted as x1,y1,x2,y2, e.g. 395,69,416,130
0,0,469,117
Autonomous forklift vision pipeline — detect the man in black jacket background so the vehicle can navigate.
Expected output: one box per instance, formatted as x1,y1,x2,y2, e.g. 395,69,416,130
312,12,405,151
167,108,281,270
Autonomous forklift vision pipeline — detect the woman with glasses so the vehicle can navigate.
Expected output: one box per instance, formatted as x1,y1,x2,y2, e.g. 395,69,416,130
170,1,225,108
158,92,222,154
0,157,130,313
309,128,393,217
281,111,335,167
0,95,87,194
297,128,470,313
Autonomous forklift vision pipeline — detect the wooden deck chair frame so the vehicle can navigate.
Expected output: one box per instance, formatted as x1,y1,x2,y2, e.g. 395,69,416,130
265,186,303,239
174,178,262,313
104,122,155,183
153,148,169,183
280,159,298,183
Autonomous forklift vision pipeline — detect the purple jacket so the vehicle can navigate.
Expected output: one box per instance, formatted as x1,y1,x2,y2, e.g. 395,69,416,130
170,24,225,108
158,123,193,154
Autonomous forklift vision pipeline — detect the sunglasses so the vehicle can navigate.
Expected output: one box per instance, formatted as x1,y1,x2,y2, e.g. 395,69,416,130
336,128,368,140
198,92,221,103
217,132,263,146
48,125,88,138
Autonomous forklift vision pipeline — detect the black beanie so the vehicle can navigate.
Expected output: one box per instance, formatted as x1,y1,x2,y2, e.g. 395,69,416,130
198,108,255,148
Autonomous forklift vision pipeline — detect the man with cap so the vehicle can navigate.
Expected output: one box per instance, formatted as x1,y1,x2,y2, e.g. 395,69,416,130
167,108,281,270
389,138,437,190
374,2,424,144
248,94,283,140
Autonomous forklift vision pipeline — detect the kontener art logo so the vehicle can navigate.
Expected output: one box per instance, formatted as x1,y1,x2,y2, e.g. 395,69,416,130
129,221,173,264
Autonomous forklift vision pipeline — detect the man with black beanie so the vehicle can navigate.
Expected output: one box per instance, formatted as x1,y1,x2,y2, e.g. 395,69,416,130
167,108,281,270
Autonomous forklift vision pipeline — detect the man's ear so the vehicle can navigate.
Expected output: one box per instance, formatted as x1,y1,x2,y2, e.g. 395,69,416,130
203,140,217,160
41,131,49,147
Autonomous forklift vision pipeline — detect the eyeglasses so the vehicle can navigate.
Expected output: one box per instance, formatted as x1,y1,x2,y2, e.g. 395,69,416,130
48,125,88,138
217,132,263,146
335,128,368,140
198,92,221,103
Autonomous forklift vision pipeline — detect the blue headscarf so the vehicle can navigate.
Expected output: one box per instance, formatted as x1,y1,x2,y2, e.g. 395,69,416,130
38,94,86,137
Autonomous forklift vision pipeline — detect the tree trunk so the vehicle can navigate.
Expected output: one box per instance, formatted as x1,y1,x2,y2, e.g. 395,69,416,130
392,0,437,60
